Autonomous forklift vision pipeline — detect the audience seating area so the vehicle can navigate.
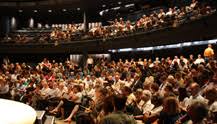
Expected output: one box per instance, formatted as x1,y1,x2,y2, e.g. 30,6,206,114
0,44,216,124
0,0,216,45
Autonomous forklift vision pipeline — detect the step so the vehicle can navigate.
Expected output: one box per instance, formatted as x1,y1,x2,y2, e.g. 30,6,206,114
44,116,55,124
36,110,46,124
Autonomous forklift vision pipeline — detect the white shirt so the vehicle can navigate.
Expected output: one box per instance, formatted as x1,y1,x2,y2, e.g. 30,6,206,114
166,11,173,16
49,88,61,98
83,78,92,89
183,94,208,108
74,92,82,103
194,58,205,64
150,106,163,115
87,58,94,65
209,101,217,113
141,100,154,114
40,87,52,97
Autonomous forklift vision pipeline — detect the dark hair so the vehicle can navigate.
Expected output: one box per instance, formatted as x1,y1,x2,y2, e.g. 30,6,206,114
188,101,208,123
96,87,108,97
103,95,114,115
165,84,173,92
113,95,127,111
151,94,163,107
122,86,132,95
74,85,82,92
76,113,95,124
178,87,189,101
163,97,180,116
150,83,159,92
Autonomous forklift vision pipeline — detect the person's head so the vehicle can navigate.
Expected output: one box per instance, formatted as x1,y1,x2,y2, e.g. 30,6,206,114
190,54,194,59
187,100,208,123
95,87,108,99
41,79,48,88
58,83,64,90
197,64,205,72
103,95,114,115
164,84,174,97
198,54,202,58
167,75,175,84
208,44,212,48
142,90,152,102
189,83,200,96
115,74,120,81
175,73,182,80
163,97,180,115
151,95,163,107
86,75,90,80
178,87,189,101
160,9,164,13
112,95,127,111
134,89,143,101
76,113,95,124
73,85,81,93
150,83,159,93
121,86,132,96
204,88,217,104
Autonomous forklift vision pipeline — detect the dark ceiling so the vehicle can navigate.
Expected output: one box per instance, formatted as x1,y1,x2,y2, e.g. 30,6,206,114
0,0,165,14
0,0,170,25
0,0,141,21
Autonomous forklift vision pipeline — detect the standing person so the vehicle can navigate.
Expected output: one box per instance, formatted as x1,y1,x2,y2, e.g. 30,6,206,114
87,55,94,71
204,44,214,62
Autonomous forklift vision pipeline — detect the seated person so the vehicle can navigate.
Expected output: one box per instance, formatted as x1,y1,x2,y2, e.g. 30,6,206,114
186,100,208,124
50,85,82,120
101,94,136,124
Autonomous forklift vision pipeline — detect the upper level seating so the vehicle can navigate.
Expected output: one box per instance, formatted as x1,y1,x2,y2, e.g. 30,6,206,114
0,0,216,45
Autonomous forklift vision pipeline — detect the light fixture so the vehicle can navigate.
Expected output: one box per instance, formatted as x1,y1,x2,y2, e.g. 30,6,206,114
118,1,122,5
18,9,23,13
102,4,106,7
34,10,38,13
77,8,80,11
62,9,67,12
48,10,52,13
125,3,135,8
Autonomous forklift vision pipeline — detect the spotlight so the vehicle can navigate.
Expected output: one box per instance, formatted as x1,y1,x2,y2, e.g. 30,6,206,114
34,10,38,13
62,9,67,12
77,8,81,11
48,10,52,13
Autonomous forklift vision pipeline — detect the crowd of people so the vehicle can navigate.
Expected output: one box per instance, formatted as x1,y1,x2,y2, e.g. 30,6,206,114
0,44,216,124
0,0,215,44
88,0,214,38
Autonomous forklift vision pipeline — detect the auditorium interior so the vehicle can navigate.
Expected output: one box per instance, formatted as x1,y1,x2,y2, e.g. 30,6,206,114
0,0,217,124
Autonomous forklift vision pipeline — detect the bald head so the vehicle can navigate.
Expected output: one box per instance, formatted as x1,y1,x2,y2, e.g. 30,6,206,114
190,83,200,96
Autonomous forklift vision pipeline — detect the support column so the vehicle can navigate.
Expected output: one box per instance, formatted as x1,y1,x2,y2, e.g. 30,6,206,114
83,11,88,33
0,16,10,37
